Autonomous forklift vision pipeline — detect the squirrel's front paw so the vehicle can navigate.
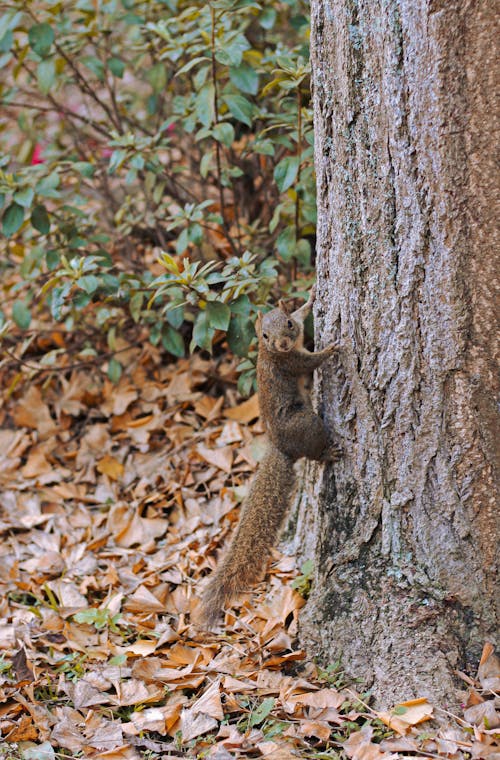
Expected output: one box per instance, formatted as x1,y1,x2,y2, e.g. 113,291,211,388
325,341,341,354
321,443,343,463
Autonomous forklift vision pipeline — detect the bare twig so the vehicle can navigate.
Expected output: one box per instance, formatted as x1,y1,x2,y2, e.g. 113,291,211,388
1,341,143,376
210,4,238,257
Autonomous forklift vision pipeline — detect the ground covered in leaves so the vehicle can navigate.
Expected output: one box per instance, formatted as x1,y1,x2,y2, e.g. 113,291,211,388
0,339,499,759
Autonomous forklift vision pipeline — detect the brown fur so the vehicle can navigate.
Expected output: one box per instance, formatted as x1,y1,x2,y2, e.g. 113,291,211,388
197,287,342,627
199,445,294,627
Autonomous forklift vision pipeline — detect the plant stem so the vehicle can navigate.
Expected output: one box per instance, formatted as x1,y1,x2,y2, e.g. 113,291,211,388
292,86,303,281
210,4,238,256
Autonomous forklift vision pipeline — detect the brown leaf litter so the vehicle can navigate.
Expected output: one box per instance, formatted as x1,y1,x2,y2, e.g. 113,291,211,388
0,348,498,758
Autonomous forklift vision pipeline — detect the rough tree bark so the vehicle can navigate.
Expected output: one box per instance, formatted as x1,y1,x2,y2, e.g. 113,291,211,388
292,0,499,706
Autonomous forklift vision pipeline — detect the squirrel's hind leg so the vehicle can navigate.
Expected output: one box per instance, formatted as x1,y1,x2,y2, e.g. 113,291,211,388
275,411,338,462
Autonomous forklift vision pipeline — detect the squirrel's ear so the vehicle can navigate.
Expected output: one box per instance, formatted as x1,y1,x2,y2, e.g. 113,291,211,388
255,311,263,337
278,299,291,314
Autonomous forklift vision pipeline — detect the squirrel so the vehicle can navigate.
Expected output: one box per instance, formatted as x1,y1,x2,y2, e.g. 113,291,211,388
198,286,341,627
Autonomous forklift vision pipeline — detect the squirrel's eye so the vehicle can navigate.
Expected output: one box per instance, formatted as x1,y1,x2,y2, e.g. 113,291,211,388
287,320,293,328
263,333,268,340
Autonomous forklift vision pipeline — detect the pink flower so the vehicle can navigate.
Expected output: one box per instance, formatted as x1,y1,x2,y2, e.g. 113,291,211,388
31,144,45,165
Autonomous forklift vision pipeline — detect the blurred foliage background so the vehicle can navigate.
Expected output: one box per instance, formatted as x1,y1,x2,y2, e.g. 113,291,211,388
0,0,315,392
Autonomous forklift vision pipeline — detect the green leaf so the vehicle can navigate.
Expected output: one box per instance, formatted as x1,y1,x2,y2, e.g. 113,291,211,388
73,291,91,309
123,12,144,25
108,149,128,174
72,161,95,178
200,151,214,178
223,94,253,127
108,654,127,666
175,227,189,255
227,313,255,357
294,237,311,264
31,204,50,234
238,369,255,397
230,295,251,315
212,122,235,147
82,56,105,81
0,50,12,68
107,357,122,383
274,155,300,192
299,559,314,579
392,705,409,715
188,222,203,245
37,58,55,94
28,23,54,58
147,62,167,93
190,311,215,353
130,155,144,170
77,275,100,294
249,698,275,727
129,292,144,322
254,139,275,156
51,283,71,320
2,202,24,236
13,187,34,208
36,172,60,198
74,608,107,628
175,56,209,76
166,304,184,329
161,324,185,357
195,83,215,128
0,30,13,54
276,227,296,260
108,57,125,78
259,7,277,29
229,63,259,95
46,249,60,270
12,301,31,330
159,251,180,273
215,33,249,67
206,301,230,331
0,11,22,42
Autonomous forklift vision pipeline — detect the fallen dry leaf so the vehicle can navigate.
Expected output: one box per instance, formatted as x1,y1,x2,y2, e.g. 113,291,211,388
97,454,125,480
223,393,259,423
377,697,434,734
344,725,399,760
11,385,57,438
196,443,233,473
478,643,500,692
0,350,496,760
179,707,218,742
191,679,224,721
464,701,500,729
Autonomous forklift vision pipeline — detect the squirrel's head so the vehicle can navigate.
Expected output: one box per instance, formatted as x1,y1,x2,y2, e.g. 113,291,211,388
257,301,300,353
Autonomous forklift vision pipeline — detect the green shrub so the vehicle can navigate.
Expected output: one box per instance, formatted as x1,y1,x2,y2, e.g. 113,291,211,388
0,0,315,381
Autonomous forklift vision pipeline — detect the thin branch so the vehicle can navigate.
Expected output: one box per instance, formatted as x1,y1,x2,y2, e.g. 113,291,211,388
2,97,111,139
1,341,143,376
210,4,238,257
54,42,123,133
292,87,303,282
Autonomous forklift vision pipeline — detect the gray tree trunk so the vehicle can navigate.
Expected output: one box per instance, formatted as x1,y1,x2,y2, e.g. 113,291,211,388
293,0,499,707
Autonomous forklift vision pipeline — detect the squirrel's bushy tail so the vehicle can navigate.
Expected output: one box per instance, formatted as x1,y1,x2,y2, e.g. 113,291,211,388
199,445,295,627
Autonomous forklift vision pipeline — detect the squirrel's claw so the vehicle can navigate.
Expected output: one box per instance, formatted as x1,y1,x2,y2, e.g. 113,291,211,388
321,443,343,463
325,341,342,354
